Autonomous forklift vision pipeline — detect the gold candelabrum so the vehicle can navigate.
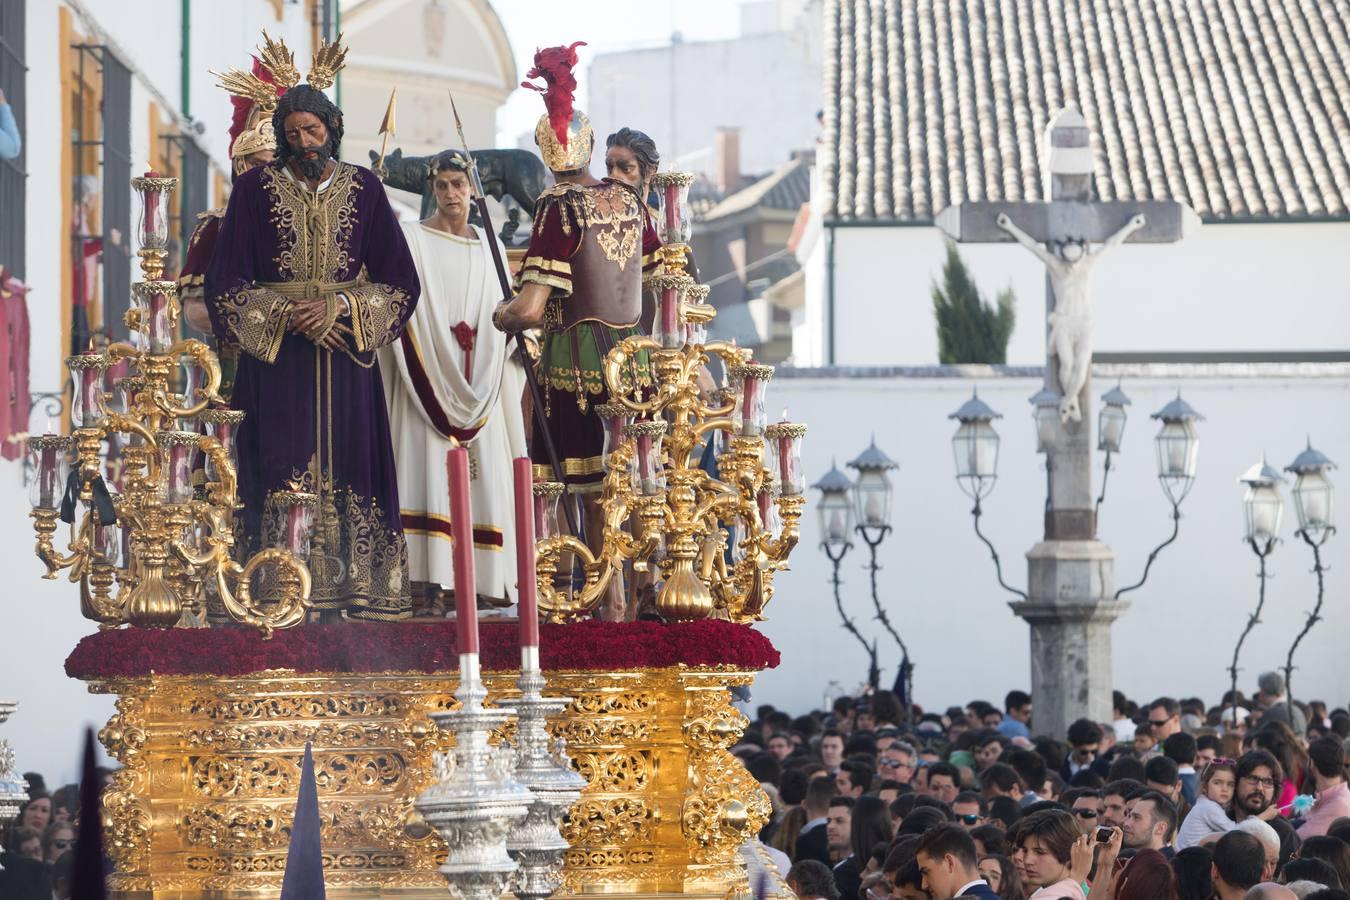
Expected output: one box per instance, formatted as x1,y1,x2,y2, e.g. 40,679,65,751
27,173,311,636
533,172,807,625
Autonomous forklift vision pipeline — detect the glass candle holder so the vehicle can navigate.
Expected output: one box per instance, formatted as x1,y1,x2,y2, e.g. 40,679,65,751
92,495,122,567
646,273,693,349
764,421,807,496
66,352,110,428
532,481,564,541
684,283,712,345
158,431,199,504
131,281,178,354
730,363,774,437
625,421,668,497
199,408,246,482
270,489,318,558
113,376,146,416
758,478,782,536
595,402,635,466
180,354,207,405
650,172,695,245
131,173,176,251
27,434,72,510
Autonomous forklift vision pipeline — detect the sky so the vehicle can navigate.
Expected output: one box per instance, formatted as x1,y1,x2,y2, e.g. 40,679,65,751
489,0,743,146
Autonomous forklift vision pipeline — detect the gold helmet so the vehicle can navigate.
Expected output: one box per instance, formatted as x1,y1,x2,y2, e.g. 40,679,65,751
521,42,592,173
213,31,349,176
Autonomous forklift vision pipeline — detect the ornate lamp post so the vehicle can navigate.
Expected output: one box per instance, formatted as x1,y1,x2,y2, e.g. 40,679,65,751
1093,382,1131,513
1114,392,1204,598
846,439,910,712
1229,455,1285,726
812,462,878,687
947,391,1025,600
1282,441,1336,714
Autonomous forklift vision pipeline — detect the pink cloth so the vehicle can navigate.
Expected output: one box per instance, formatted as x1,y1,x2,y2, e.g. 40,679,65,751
0,266,28,460
1297,782,1350,838
1031,879,1087,899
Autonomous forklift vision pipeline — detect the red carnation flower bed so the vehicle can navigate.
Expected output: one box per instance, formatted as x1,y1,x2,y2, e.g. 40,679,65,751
64,618,780,680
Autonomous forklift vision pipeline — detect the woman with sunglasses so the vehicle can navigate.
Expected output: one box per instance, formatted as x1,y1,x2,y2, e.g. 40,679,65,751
41,822,75,865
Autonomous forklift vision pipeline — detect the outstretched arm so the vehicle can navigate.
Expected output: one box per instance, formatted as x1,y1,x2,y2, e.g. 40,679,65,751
996,212,1058,268
1096,213,1147,254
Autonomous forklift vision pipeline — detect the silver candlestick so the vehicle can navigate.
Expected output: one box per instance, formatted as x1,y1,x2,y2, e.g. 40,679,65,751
416,655,534,900
505,648,586,900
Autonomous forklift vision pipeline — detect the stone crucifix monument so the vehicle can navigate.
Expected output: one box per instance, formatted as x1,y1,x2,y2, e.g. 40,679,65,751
936,108,1200,737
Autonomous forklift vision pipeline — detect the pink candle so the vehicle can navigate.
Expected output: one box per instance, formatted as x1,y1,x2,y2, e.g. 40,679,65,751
447,446,478,654
664,182,679,234
285,503,309,556
513,457,539,650
660,286,680,347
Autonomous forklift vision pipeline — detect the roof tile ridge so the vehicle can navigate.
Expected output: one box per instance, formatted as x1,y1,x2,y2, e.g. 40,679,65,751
1261,0,1341,213
837,0,858,219
949,0,984,201
1288,0,1350,213
918,0,947,214
965,0,1001,201
903,0,928,218
1005,0,1039,200
883,0,909,218
1074,0,1137,201
1150,0,1225,215
987,0,1023,201
853,0,876,219
1231,0,1318,214
1194,0,1273,215
867,0,893,218
932,0,963,209
1118,0,1177,201
1172,0,1249,215
1137,0,1212,212
822,0,842,219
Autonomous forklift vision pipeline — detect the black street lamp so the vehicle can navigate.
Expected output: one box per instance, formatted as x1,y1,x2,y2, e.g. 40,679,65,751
1283,441,1337,715
1229,455,1285,727
813,462,878,688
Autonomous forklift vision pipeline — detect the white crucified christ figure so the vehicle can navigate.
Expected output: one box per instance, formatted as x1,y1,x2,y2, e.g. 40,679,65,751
996,211,1147,422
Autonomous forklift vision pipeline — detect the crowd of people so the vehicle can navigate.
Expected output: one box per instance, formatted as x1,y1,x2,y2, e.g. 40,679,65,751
0,769,103,899
740,672,1350,900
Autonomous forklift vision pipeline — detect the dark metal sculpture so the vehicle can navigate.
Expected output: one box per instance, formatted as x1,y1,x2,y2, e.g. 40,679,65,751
371,147,550,246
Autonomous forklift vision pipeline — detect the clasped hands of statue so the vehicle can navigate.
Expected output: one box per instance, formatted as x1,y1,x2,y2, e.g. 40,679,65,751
288,295,353,351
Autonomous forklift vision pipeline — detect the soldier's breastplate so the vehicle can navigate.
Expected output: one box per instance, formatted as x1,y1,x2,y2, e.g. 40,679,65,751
558,215,644,331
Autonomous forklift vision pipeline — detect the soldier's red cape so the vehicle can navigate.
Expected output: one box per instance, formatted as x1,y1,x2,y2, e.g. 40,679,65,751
520,41,587,149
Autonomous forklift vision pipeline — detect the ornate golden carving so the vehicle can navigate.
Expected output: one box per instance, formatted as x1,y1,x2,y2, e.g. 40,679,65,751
88,666,766,897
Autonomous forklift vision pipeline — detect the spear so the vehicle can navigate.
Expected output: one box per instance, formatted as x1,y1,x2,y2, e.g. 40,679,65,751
374,88,396,178
446,90,577,536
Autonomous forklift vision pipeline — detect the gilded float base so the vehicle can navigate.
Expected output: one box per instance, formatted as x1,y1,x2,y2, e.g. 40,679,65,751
88,667,769,899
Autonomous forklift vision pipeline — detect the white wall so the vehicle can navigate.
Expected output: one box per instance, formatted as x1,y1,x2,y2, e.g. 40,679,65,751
816,222,1350,367
586,12,822,176
752,368,1350,720
1,0,313,788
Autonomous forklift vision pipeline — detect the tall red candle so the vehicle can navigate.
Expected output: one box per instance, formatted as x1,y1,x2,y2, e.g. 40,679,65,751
513,457,540,649
144,170,160,236
447,446,478,654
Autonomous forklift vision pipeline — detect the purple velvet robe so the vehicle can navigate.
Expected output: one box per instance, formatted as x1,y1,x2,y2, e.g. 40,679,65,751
205,162,420,620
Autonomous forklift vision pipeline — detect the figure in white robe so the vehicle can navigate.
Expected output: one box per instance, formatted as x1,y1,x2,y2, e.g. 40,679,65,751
380,216,527,607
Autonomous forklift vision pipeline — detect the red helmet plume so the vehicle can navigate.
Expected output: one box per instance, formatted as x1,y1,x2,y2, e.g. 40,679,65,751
521,41,587,149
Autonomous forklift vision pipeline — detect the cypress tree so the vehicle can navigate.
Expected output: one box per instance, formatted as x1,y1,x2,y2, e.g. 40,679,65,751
932,242,1016,364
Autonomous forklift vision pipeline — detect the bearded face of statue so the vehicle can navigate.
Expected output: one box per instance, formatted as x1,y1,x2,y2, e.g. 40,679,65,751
282,111,337,180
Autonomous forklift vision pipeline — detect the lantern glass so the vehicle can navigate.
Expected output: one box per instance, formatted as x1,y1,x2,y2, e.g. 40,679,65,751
27,436,71,510
853,469,893,529
68,357,109,428
272,491,317,558
654,176,693,244
952,420,999,498
160,432,196,504
734,371,769,437
533,484,563,540
180,355,207,405
628,427,666,496
1098,403,1128,453
1033,404,1059,453
1243,482,1284,544
113,377,145,416
758,485,781,536
136,178,170,250
1155,420,1200,505
1292,470,1334,538
817,490,855,548
93,518,123,567
652,278,689,350
202,411,245,482
770,429,805,496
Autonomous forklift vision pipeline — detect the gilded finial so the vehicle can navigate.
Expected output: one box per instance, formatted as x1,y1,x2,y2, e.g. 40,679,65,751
258,29,301,88
308,33,349,91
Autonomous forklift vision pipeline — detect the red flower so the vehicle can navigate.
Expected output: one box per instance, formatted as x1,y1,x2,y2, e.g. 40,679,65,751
64,619,780,680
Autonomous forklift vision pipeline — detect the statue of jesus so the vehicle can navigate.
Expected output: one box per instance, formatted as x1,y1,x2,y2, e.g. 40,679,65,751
995,211,1146,422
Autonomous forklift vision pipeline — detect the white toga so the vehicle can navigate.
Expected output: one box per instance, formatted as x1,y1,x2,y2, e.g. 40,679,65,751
379,221,527,602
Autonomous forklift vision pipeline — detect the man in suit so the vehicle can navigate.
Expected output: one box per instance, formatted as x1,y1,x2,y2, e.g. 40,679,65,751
914,824,1000,899
795,774,837,865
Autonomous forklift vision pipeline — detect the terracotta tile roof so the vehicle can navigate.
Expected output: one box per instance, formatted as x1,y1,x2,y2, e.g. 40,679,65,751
822,0,1350,222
